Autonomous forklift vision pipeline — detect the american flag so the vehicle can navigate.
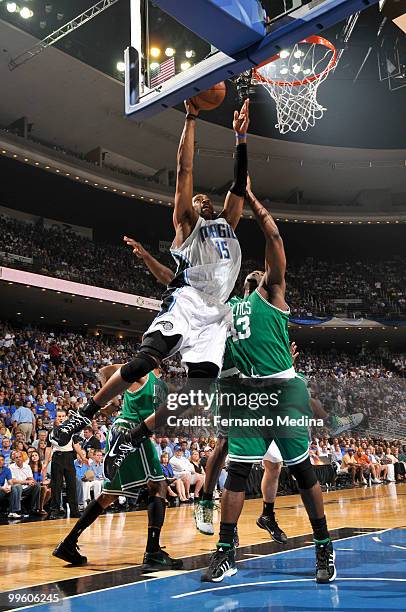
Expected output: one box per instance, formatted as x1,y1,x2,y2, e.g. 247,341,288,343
150,57,176,87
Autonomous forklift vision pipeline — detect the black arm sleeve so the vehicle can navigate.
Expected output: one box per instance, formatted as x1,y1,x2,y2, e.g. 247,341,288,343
229,143,248,197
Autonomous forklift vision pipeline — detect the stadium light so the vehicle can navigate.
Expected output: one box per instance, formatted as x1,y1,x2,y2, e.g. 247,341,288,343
280,67,288,75
185,50,195,59
20,6,34,19
165,47,175,57
116,61,125,72
150,62,159,70
6,3,18,13
280,50,290,59
181,61,191,71
150,47,160,58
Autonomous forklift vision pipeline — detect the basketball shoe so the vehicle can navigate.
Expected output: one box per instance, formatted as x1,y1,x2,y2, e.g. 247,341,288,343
142,548,183,571
53,540,87,566
194,500,215,535
315,540,336,583
330,413,364,436
256,515,288,544
201,545,237,582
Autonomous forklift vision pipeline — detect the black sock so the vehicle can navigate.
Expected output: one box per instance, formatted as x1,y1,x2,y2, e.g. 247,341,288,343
131,421,152,444
65,499,104,543
262,501,275,519
146,496,166,553
79,397,101,420
202,491,213,502
310,515,330,543
218,522,236,548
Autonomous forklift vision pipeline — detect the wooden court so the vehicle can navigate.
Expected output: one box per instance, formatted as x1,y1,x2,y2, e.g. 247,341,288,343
2,482,405,594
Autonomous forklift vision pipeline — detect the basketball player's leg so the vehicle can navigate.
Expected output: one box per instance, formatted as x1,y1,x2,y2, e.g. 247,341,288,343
143,480,183,570
194,436,228,535
53,492,115,565
104,302,227,481
202,425,263,582
274,377,336,583
257,442,287,544
201,459,253,582
51,329,181,446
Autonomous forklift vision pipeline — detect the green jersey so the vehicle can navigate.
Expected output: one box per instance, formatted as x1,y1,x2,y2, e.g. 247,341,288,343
120,371,167,422
225,289,293,378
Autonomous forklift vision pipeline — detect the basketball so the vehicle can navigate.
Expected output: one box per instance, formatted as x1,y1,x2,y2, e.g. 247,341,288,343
190,82,227,111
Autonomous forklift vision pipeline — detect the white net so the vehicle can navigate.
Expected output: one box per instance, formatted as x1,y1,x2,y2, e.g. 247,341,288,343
254,38,336,134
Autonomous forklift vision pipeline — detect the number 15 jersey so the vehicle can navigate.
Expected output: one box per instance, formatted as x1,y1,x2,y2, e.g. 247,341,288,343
169,216,241,304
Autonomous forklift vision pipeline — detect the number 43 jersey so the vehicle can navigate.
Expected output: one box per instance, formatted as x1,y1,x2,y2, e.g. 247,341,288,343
225,288,294,378
170,216,241,304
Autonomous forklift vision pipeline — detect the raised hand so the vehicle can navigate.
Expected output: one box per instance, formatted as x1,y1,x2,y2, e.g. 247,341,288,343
123,236,148,260
184,98,200,115
233,98,250,135
290,341,299,364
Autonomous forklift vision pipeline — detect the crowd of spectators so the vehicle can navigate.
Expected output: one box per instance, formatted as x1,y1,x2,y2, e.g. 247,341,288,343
1,324,405,519
309,434,406,486
1,213,405,320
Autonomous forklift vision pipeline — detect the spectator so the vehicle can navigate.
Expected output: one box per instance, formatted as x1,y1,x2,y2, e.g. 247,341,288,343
9,451,42,517
29,450,50,514
0,454,21,518
170,445,204,501
355,449,381,484
160,452,187,502
200,446,213,470
12,402,36,443
1,438,12,467
80,426,102,452
341,449,366,485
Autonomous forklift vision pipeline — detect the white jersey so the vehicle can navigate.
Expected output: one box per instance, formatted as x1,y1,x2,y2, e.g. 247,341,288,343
169,216,241,303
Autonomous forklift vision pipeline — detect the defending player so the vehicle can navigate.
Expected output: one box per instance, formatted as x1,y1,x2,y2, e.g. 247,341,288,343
199,177,336,583
51,99,250,477
53,367,183,570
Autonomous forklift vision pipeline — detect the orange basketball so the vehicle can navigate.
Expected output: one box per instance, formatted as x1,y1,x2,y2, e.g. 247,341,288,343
190,82,227,111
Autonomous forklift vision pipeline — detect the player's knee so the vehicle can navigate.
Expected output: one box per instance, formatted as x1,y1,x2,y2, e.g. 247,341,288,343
264,460,282,474
288,457,318,490
148,481,167,498
225,461,253,492
120,351,157,383
187,361,219,379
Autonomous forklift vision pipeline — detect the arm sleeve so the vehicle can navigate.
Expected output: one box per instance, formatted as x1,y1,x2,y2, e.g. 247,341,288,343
229,143,248,197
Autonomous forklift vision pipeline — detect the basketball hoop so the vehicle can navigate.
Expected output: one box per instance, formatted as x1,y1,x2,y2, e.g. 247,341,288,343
253,36,337,134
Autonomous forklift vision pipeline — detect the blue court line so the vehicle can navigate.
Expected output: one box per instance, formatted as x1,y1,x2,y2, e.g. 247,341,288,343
13,528,406,612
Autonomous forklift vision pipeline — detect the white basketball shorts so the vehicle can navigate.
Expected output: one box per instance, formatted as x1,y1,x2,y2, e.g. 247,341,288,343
143,286,232,371
263,440,283,464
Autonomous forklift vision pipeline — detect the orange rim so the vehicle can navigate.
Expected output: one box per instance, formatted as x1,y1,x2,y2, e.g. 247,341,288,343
253,36,337,87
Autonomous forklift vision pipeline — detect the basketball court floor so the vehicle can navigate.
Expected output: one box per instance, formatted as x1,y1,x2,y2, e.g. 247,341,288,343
1,484,405,611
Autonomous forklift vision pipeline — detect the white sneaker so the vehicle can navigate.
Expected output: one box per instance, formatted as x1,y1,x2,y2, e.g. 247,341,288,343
8,512,22,519
194,500,215,535
372,478,381,484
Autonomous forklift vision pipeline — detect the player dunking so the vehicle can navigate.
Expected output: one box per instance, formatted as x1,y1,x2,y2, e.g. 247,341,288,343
51,99,250,484
53,367,183,570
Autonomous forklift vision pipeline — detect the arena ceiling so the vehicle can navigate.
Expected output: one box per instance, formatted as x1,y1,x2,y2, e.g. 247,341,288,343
0,12,405,210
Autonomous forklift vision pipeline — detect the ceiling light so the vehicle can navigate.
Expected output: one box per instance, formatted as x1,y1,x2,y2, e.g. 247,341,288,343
116,61,125,72
150,47,160,58
292,64,301,74
303,68,311,75
280,50,290,59
181,61,191,71
20,7,34,19
6,3,18,13
293,49,304,59
185,50,195,59
280,67,288,75
165,47,175,57
150,62,159,71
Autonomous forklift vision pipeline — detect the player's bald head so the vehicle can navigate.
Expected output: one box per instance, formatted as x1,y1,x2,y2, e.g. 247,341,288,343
193,194,215,220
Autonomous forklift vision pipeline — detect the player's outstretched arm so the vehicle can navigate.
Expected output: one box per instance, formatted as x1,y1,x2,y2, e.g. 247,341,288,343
124,236,175,285
220,98,249,230
173,100,200,246
246,176,287,309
